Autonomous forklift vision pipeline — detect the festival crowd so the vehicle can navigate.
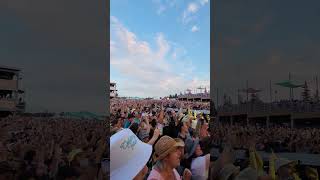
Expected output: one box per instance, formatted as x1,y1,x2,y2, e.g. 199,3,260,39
210,124,320,154
110,99,319,180
0,115,108,180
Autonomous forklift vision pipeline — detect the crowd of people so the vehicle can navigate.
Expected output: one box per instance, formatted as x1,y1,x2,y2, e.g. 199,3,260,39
0,115,108,179
218,99,320,113
109,99,320,180
210,124,320,154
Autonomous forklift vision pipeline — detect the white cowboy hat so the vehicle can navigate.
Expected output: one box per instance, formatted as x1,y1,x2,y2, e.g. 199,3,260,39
110,129,152,180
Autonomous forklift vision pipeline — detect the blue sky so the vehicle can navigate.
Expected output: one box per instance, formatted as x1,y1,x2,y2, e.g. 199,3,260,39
110,0,210,98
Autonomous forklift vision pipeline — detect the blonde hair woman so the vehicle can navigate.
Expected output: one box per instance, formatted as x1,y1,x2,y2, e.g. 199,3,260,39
147,136,191,180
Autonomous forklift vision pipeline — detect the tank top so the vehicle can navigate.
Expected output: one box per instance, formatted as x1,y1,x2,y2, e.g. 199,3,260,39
147,168,181,180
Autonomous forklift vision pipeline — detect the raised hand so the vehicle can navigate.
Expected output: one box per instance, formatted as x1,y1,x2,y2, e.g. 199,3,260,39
153,128,160,139
183,168,192,180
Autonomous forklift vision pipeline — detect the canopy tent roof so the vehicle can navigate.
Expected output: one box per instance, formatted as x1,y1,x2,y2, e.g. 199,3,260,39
275,80,303,88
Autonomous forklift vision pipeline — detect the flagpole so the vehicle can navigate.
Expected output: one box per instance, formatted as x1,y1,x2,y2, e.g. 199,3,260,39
289,72,292,100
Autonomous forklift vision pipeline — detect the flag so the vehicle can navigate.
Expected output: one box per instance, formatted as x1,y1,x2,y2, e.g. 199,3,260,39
306,167,319,180
255,151,264,176
269,150,277,180
188,109,192,117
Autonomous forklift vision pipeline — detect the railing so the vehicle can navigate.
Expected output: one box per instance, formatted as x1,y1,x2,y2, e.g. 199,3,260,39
0,79,17,90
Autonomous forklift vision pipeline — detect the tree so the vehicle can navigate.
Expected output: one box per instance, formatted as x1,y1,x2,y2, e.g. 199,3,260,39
302,81,311,102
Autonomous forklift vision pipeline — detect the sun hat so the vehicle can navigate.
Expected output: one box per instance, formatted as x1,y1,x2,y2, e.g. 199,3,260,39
174,138,185,147
218,164,241,180
153,136,185,162
234,167,258,180
184,137,200,159
110,129,152,180
275,158,296,172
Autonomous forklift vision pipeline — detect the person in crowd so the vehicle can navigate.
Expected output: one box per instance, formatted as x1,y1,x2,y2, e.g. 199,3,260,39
148,136,191,180
110,98,320,180
177,120,191,142
0,115,107,179
183,137,211,180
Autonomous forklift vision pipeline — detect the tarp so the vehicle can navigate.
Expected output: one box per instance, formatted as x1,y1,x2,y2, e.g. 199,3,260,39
275,80,303,88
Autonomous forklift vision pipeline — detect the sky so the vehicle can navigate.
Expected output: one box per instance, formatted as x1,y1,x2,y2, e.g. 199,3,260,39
213,0,320,105
110,0,210,98
1,0,107,114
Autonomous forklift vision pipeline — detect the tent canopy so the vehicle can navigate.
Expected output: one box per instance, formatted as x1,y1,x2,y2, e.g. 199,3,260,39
275,80,303,88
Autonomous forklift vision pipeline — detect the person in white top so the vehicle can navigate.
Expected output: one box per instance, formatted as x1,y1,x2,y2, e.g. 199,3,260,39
148,136,191,180
184,137,210,180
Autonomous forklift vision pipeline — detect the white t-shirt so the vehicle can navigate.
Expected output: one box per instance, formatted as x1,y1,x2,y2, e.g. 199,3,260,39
190,154,210,180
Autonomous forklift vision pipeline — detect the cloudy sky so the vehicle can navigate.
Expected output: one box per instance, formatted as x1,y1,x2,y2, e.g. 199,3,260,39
1,0,107,114
110,0,210,98
213,0,320,105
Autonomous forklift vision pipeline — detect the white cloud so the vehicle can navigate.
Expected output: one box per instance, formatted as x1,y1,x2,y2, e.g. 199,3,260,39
191,25,200,32
188,3,199,13
172,52,177,60
182,0,208,24
153,0,179,15
110,17,209,97
199,0,209,6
